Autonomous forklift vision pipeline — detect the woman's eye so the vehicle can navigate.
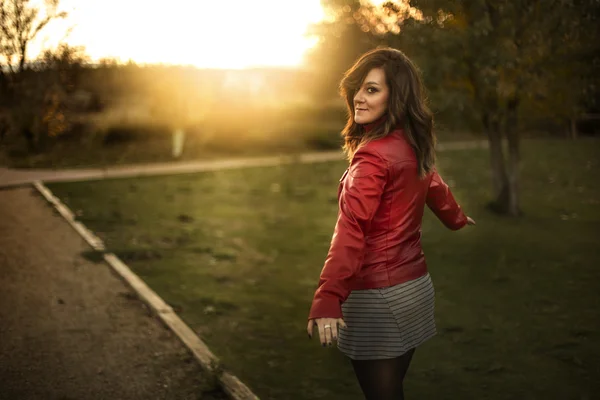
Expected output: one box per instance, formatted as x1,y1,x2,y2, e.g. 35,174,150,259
367,87,378,93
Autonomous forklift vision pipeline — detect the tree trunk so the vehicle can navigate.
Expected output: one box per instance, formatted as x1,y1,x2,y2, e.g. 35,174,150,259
484,112,510,214
19,43,27,73
505,97,521,216
0,69,6,107
569,117,578,140
23,127,36,151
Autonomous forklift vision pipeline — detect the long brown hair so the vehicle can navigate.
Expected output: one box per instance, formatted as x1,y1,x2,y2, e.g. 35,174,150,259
340,47,436,178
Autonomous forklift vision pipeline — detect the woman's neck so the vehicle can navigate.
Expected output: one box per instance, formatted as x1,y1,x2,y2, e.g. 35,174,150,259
363,115,387,133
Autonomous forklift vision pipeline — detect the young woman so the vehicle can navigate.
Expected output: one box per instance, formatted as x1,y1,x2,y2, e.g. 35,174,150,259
307,47,475,400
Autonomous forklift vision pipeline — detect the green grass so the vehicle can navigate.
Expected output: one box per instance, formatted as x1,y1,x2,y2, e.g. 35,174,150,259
48,138,600,400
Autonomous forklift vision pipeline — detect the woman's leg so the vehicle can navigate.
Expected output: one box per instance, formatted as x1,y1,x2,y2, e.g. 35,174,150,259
350,349,415,400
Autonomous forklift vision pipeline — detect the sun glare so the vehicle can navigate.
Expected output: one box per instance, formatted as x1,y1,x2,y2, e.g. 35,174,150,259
33,0,325,69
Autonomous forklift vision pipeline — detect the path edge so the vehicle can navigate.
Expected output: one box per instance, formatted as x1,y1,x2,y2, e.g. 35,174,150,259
32,180,260,400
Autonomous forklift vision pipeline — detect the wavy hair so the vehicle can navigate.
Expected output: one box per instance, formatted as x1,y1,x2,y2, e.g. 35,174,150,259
340,47,436,178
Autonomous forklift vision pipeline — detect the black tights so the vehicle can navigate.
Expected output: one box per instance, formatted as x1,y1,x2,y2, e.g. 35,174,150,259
350,349,415,400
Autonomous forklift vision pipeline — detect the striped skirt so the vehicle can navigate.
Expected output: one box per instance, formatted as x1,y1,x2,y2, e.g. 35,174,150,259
337,273,437,360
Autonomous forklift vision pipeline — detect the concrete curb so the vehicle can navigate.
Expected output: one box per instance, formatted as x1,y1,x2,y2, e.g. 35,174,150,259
32,181,260,400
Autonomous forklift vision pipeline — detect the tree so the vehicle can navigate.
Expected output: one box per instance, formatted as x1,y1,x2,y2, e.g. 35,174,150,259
0,0,67,73
36,44,89,138
309,0,599,216
304,0,389,99
7,43,88,149
395,0,600,216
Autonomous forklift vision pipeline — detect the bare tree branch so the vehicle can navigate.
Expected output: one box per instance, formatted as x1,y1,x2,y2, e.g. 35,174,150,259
0,0,67,73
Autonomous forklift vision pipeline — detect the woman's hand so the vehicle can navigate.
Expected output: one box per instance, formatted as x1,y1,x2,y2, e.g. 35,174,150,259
307,318,347,347
466,216,476,225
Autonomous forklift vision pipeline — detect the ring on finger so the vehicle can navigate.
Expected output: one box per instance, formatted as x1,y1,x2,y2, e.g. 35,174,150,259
324,324,331,329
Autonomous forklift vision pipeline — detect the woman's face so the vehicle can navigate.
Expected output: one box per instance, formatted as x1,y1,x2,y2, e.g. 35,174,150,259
353,67,389,125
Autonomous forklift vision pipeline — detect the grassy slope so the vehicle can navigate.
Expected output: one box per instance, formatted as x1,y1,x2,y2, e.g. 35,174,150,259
49,138,600,400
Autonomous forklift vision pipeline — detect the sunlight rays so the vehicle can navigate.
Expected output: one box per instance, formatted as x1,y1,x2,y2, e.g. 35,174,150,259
31,0,325,69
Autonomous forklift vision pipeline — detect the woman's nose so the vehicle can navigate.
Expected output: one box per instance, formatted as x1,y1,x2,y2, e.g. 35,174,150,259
354,90,364,104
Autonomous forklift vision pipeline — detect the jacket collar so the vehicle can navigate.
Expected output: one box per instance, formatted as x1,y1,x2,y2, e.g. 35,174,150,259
362,115,387,133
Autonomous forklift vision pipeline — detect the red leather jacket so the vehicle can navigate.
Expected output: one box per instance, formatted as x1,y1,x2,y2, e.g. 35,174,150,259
308,128,468,320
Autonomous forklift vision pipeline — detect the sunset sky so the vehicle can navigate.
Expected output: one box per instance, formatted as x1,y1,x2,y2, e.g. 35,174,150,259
30,0,393,69
35,0,332,69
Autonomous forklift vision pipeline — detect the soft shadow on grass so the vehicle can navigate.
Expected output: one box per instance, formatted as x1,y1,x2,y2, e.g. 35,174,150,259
49,138,600,400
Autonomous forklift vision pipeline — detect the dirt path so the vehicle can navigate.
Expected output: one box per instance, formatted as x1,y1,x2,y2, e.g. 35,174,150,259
0,187,226,400
0,140,489,188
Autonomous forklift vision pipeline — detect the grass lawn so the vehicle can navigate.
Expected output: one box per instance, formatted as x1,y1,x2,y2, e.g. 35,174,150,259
48,138,600,400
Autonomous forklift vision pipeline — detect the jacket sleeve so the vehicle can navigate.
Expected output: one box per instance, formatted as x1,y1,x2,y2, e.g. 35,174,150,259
426,169,468,231
308,147,387,320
